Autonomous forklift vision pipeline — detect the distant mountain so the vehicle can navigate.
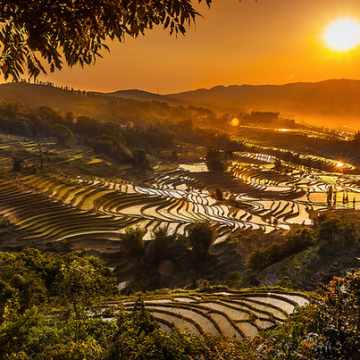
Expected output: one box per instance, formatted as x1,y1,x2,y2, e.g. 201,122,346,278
0,82,177,123
0,82,212,125
168,79,360,129
106,89,185,106
107,80,360,129
1,79,359,130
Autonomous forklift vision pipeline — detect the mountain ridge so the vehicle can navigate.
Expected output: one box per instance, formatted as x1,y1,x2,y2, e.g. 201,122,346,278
167,79,360,128
0,79,359,129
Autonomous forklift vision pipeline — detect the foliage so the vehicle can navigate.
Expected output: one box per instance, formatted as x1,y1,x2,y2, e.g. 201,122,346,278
144,124,177,149
317,213,360,247
257,267,360,359
225,270,242,288
53,256,115,346
105,297,253,360
0,249,119,360
52,124,74,146
0,290,255,359
188,221,216,260
0,249,117,323
149,227,178,264
215,187,224,201
123,124,177,150
0,302,114,359
0,101,184,163
132,148,150,169
0,0,212,80
247,227,315,272
206,149,228,172
4,250,360,360
276,275,294,289
56,261,103,342
12,156,24,172
120,226,146,260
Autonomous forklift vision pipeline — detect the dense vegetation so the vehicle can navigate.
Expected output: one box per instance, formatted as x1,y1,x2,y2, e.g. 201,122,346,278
0,0,212,80
1,248,360,359
257,268,360,359
0,100,246,169
110,211,360,292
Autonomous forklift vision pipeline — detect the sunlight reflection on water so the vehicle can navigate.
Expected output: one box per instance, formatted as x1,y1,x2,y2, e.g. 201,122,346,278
179,163,208,172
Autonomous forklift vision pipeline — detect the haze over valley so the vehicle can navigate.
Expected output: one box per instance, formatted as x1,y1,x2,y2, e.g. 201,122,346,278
1,78,360,131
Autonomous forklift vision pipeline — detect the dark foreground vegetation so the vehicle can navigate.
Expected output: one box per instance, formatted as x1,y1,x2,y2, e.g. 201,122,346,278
111,211,360,293
0,248,360,359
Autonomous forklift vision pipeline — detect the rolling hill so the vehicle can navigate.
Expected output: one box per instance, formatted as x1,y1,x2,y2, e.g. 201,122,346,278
0,79,359,130
168,79,360,129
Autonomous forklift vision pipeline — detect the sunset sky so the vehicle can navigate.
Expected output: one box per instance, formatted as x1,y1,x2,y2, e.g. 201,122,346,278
7,0,360,94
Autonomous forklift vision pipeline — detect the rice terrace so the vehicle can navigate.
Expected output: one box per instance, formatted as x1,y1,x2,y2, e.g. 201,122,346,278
2,0,360,356
0,97,359,345
1,120,359,249
0,86,360,295
0,128,360,245
1,136,360,245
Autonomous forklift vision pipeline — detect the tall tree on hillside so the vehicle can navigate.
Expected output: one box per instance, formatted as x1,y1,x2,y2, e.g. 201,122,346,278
12,157,24,172
56,261,101,343
52,124,74,146
0,0,214,80
120,226,146,263
206,149,228,172
188,221,216,260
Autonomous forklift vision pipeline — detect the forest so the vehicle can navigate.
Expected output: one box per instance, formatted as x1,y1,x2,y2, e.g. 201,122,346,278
1,247,360,359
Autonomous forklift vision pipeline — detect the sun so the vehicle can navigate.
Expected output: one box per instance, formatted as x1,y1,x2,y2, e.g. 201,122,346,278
323,18,360,52
230,118,239,126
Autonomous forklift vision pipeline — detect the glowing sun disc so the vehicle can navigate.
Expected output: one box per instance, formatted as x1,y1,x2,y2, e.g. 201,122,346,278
231,118,239,126
323,18,360,52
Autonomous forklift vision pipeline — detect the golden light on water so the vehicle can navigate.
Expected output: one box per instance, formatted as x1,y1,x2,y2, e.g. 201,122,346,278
323,18,360,52
231,118,240,126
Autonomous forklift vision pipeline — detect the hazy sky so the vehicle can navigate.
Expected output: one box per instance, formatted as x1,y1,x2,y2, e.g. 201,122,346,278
7,0,360,93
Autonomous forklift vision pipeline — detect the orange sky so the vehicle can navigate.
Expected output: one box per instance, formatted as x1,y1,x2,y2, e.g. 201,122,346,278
4,0,360,94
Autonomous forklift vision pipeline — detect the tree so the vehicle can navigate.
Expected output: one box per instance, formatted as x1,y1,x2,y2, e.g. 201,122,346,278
12,156,24,172
258,267,360,359
38,142,44,169
206,149,228,172
133,148,150,169
317,214,360,247
149,227,177,264
188,221,216,259
120,226,146,261
0,0,212,81
55,261,101,343
215,187,223,201
52,124,74,146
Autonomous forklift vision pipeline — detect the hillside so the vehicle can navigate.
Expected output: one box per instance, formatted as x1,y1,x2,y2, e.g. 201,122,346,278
106,89,185,107
1,79,360,130
168,79,360,129
0,83,209,125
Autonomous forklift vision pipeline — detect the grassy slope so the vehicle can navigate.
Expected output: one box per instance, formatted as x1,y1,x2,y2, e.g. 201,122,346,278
258,242,360,290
